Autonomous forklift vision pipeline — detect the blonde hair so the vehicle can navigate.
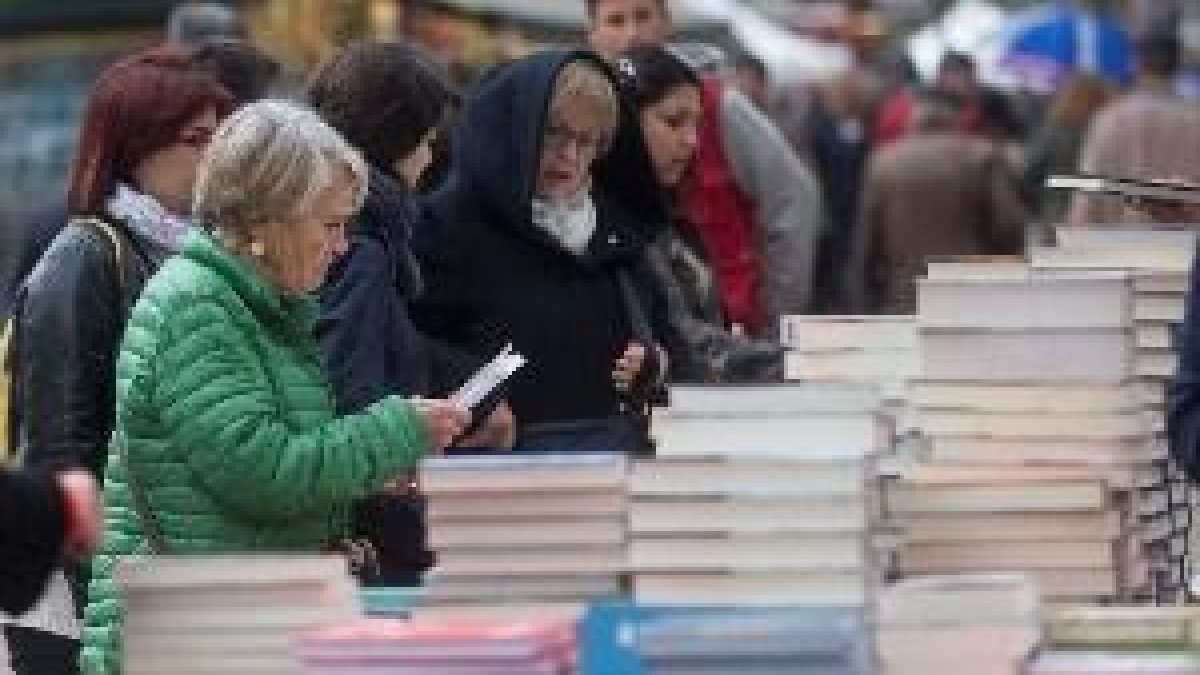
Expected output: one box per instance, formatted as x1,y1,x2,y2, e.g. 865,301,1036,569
193,98,368,253
549,60,619,145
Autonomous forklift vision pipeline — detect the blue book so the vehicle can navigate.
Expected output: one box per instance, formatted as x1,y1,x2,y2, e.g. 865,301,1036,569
579,602,869,675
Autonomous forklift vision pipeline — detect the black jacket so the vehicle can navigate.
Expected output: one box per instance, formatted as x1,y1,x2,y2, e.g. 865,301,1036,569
415,49,669,429
1169,243,1200,479
318,166,478,415
13,217,169,477
1,201,65,319
0,468,66,615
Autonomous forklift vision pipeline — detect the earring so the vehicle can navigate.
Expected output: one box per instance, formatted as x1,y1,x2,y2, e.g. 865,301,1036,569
248,240,266,257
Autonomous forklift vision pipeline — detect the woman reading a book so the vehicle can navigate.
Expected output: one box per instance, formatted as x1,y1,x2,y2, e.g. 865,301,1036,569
81,100,470,674
415,50,669,454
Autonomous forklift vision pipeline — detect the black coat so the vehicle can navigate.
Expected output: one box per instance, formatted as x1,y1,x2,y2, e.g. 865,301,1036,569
1,201,65,319
317,167,478,415
415,49,669,430
13,217,168,476
0,468,66,616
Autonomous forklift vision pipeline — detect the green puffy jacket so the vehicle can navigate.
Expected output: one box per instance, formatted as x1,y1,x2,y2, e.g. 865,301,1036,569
82,229,430,673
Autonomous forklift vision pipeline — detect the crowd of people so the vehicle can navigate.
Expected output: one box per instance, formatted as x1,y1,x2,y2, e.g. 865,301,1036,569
0,0,1199,673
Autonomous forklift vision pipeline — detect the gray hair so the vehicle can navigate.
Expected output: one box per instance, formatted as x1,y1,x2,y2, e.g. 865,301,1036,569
193,98,368,244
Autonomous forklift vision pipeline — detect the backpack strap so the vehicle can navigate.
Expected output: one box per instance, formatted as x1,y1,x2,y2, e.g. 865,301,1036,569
75,217,169,553
1,319,14,466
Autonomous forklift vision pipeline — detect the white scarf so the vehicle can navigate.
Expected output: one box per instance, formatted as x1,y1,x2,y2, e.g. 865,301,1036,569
531,190,597,256
105,184,192,251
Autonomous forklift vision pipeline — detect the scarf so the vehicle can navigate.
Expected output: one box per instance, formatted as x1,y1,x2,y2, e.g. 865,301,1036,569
531,189,597,256
105,184,191,251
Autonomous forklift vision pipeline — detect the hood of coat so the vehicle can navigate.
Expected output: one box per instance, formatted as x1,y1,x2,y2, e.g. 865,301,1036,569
440,48,668,258
353,165,423,298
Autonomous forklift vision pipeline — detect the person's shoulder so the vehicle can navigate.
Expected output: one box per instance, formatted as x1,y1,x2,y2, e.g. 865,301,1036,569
20,218,121,297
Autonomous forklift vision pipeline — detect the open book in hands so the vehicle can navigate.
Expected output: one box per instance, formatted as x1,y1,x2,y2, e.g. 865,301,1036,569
450,343,526,411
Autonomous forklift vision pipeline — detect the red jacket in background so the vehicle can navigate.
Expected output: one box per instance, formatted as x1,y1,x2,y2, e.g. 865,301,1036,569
681,79,766,336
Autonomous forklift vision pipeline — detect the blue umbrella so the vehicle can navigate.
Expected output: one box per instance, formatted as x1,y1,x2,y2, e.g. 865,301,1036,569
1002,1,1133,91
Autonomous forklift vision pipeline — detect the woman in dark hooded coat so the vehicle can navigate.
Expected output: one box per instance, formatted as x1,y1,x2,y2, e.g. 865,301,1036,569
415,49,669,455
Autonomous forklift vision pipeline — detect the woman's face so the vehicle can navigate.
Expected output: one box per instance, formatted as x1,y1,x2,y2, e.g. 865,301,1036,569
133,107,221,215
537,98,609,201
640,84,702,189
267,169,358,295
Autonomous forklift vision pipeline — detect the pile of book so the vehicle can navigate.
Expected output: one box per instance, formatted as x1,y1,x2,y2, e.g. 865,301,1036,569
780,315,920,432
895,266,1154,603
578,602,870,675
630,384,887,608
420,454,627,612
877,573,1040,675
1030,604,1200,674
296,617,575,674
1031,227,1197,602
116,555,358,674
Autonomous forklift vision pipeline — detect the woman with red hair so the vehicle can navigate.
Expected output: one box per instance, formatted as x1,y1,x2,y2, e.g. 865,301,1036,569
6,47,231,675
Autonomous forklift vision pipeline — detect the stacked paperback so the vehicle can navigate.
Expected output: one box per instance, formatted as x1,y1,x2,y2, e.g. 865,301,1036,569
779,315,919,428
1030,227,1198,601
894,265,1157,603
420,453,627,611
297,617,574,674
877,573,1040,675
115,555,358,674
630,384,887,608
1021,602,1200,673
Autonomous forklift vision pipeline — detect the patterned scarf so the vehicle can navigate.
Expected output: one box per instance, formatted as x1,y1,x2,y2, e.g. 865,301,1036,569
105,184,192,251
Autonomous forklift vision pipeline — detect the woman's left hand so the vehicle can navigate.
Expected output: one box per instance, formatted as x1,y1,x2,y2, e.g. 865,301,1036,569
613,341,647,391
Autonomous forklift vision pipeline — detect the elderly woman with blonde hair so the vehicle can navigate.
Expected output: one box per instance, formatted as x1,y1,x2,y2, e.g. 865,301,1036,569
81,99,469,673
416,50,669,454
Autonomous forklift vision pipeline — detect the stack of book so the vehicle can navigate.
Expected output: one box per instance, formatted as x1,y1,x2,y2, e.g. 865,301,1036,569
901,266,1155,602
578,602,869,675
1030,228,1197,602
116,555,358,674
296,617,575,674
877,573,1040,675
779,315,920,431
630,384,887,608
1045,605,1200,651
419,454,628,612
1027,652,1200,674
891,459,1139,603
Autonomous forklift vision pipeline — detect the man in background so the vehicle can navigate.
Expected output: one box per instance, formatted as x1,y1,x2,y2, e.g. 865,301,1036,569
849,93,1026,314
1068,32,1200,226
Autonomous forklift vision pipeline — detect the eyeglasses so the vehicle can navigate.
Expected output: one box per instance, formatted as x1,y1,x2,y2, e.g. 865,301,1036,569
544,124,608,158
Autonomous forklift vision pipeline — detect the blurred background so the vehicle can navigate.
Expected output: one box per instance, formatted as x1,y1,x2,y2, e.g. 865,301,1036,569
0,0,1197,225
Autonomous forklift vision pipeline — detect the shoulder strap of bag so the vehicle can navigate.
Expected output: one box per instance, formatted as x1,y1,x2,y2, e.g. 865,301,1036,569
77,217,170,553
1,319,14,466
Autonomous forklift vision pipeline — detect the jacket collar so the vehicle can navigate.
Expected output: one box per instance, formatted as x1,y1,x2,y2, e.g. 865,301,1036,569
181,228,317,335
